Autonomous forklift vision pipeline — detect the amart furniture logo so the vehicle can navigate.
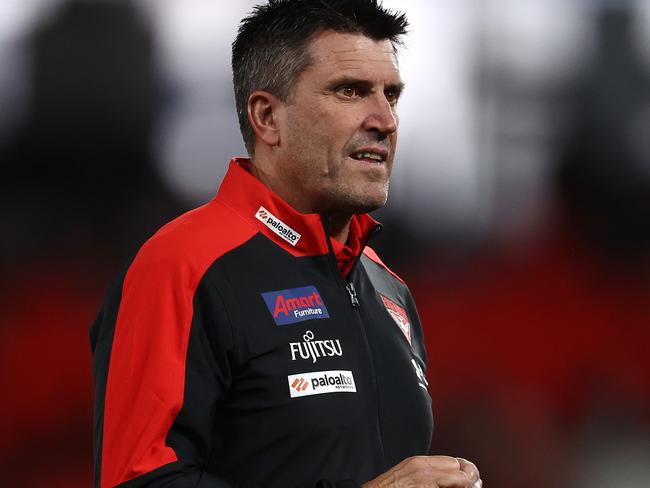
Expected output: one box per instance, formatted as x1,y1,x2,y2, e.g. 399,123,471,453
261,285,329,325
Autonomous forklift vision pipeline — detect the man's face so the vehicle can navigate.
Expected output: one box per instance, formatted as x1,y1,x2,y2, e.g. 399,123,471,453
275,31,403,216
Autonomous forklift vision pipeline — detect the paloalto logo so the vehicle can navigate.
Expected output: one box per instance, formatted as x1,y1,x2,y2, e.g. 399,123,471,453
289,330,343,363
255,206,301,246
287,370,356,398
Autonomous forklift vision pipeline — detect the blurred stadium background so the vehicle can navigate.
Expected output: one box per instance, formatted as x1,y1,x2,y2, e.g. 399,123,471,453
0,0,648,486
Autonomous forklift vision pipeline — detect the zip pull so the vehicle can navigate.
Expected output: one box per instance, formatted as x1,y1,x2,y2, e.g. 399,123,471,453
346,282,360,308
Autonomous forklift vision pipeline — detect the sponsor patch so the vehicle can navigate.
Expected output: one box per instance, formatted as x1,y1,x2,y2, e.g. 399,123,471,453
380,294,411,345
255,206,301,246
289,330,343,363
262,285,329,325
288,370,356,398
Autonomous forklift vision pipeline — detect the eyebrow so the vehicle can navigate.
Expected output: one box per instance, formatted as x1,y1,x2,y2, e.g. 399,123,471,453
327,75,406,95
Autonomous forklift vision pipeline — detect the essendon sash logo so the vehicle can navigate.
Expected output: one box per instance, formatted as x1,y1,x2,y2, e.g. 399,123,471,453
262,285,330,325
380,294,412,345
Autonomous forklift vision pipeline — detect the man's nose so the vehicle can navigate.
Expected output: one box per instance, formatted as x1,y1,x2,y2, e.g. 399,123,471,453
362,93,398,139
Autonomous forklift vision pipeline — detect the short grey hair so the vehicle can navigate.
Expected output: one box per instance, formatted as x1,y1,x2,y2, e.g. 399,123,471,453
231,0,408,155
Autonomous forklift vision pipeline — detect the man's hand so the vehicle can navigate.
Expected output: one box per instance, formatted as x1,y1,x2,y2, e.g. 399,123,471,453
361,455,482,488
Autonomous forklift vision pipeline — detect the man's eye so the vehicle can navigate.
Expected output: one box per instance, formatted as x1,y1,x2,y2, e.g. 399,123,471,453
385,90,399,105
340,86,359,98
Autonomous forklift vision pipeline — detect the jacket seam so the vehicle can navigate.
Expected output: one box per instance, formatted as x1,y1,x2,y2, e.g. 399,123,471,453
202,267,241,365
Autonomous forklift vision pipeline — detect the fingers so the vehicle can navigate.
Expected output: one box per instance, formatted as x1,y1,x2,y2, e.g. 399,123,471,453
434,471,473,488
363,455,482,488
402,456,481,488
420,455,481,487
456,457,480,484
419,455,462,471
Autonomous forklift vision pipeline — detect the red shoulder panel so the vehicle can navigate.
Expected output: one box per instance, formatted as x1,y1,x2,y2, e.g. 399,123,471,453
101,201,256,488
363,246,406,285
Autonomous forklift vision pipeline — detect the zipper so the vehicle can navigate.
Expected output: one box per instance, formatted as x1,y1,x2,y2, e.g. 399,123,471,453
345,282,359,308
347,224,382,277
319,215,387,467
319,216,382,308
343,224,381,308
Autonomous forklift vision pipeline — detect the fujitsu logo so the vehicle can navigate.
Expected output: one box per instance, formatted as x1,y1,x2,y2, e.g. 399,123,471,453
289,330,343,363
290,377,309,392
255,206,301,246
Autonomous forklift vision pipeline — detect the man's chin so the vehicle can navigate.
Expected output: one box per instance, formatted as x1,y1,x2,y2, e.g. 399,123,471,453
319,183,389,215
346,191,389,215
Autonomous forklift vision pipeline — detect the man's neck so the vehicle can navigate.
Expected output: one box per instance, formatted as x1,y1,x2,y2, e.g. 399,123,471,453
247,158,352,246
329,214,352,245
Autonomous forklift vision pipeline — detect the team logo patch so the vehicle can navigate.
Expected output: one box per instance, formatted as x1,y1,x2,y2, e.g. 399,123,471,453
380,294,412,345
255,206,301,246
262,285,329,325
288,370,356,398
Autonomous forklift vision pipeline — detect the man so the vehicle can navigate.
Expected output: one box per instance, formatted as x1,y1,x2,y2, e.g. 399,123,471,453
91,1,482,486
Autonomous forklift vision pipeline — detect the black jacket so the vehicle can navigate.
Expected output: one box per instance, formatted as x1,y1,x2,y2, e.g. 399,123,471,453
91,159,433,488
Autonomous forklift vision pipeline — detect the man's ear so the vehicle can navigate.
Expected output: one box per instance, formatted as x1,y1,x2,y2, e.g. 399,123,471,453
247,90,282,148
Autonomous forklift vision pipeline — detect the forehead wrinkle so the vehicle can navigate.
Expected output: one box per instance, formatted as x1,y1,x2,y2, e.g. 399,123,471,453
328,60,401,80
330,63,399,73
328,53,399,67
326,51,397,62
328,46,396,55
305,35,400,81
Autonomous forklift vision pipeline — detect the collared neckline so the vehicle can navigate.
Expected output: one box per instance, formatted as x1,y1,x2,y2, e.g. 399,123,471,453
215,158,380,268
330,213,379,278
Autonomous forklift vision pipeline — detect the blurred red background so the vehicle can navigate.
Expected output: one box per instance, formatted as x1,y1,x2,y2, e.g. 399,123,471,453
0,1,648,487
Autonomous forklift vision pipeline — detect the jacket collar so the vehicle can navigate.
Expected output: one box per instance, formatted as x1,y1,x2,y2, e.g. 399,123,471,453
215,158,380,260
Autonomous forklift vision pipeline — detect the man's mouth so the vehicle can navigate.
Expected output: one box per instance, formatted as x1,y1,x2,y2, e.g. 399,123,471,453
349,151,386,164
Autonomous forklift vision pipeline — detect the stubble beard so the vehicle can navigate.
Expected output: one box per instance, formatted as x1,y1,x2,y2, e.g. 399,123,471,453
282,131,392,215
322,176,390,216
